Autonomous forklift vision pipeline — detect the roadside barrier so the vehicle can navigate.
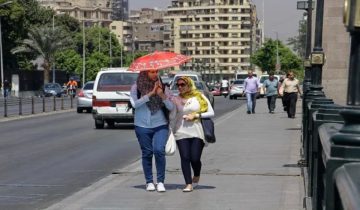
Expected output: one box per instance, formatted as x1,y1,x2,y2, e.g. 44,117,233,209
0,96,75,118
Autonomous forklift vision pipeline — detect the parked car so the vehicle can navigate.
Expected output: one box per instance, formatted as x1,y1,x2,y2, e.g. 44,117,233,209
76,81,94,113
171,80,214,108
42,83,64,97
92,68,139,129
229,80,245,100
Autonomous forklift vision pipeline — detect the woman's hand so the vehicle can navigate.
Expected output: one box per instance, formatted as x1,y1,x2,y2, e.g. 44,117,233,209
183,112,197,121
147,82,159,97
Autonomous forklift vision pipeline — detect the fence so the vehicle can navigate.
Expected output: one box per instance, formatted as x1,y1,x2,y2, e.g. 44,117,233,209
0,96,75,118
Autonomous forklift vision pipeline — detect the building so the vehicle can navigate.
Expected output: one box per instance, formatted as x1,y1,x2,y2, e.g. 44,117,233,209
37,0,116,27
110,9,167,54
111,0,129,21
164,0,262,80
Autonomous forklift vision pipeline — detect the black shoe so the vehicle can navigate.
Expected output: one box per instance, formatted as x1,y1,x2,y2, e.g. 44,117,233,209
252,111,255,114
247,111,251,114
270,111,274,114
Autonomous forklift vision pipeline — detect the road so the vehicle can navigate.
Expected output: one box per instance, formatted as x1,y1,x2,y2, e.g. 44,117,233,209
0,96,245,210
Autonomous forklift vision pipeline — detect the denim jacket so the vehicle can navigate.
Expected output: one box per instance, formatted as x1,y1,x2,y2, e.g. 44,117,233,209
130,84,174,128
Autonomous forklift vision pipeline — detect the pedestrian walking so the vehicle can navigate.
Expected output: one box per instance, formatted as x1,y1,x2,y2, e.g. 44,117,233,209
263,72,279,113
170,76,215,192
280,71,302,118
130,70,174,192
244,70,260,114
3,79,10,98
278,75,287,111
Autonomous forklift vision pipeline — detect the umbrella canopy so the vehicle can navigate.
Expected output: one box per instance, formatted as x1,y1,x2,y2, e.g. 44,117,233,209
129,51,191,71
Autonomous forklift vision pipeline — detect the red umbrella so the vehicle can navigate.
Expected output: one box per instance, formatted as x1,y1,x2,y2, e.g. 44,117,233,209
129,51,191,71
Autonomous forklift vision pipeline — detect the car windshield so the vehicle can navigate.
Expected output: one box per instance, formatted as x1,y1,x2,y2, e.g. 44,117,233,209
83,82,94,90
44,83,61,89
97,73,138,91
233,80,244,85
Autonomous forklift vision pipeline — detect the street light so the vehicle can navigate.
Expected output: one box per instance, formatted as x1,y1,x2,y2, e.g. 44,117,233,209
52,11,65,84
0,1,13,96
82,20,86,88
275,32,280,73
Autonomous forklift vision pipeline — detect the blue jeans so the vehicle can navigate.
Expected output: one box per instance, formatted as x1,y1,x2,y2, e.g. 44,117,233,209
246,92,257,112
135,125,168,184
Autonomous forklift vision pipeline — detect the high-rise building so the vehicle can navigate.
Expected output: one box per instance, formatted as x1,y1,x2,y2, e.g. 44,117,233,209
164,0,262,80
112,0,129,21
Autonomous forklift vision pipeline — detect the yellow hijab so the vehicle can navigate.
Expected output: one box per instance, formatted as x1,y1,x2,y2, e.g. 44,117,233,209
178,76,208,113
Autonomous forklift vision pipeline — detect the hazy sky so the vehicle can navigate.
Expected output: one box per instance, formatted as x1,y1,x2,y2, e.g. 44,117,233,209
129,0,304,42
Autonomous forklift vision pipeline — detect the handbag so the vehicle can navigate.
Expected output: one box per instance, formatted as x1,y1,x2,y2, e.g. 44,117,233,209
201,117,216,143
165,129,176,156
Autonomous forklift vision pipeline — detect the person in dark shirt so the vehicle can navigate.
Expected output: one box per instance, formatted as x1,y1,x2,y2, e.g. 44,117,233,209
3,80,10,98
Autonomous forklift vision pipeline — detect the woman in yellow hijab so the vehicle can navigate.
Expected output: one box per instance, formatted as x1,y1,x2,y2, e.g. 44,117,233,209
170,76,215,192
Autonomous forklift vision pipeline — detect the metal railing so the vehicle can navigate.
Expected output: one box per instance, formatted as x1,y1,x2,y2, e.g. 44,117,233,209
0,96,75,118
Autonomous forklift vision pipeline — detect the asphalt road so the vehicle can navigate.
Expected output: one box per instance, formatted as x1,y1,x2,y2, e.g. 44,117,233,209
0,96,245,210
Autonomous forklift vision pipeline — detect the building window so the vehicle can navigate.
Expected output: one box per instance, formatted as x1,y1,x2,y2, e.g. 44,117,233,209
112,26,116,30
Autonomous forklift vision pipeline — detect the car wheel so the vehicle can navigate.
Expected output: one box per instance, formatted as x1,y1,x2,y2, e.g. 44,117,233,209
86,108,92,113
95,120,104,129
229,96,233,100
77,108,83,113
107,120,115,128
234,96,237,100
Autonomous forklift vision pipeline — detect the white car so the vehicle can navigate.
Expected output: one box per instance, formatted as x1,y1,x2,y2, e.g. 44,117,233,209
92,68,139,129
229,80,245,100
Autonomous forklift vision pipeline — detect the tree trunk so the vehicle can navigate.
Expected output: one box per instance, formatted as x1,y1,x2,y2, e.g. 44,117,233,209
42,60,50,84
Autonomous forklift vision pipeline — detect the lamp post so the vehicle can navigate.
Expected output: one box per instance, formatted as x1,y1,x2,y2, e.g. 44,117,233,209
0,1,12,95
309,0,325,97
52,12,65,84
275,32,280,73
82,20,86,87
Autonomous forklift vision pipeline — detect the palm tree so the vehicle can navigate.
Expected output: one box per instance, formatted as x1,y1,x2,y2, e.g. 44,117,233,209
11,26,72,84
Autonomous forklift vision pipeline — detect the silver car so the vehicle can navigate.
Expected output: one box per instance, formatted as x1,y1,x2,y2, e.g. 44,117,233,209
77,81,94,113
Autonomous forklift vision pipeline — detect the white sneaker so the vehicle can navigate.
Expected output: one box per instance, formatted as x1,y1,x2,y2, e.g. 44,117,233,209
146,183,155,191
156,182,166,192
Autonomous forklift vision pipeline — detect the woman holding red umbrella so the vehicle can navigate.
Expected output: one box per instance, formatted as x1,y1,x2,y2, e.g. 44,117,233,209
130,69,174,192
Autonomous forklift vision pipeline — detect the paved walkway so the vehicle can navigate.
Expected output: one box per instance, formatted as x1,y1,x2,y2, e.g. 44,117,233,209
45,98,305,210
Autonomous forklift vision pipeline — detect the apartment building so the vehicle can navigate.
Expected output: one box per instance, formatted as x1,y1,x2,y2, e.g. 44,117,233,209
164,0,261,80
112,0,129,21
37,0,118,27
110,9,167,53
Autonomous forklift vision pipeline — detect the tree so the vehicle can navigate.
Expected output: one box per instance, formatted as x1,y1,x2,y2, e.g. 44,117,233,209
251,39,304,79
11,26,72,83
1,0,80,71
287,19,307,58
55,49,82,75
84,52,110,81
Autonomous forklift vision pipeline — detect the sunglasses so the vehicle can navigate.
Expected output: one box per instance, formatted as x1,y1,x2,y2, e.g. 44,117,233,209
176,83,187,87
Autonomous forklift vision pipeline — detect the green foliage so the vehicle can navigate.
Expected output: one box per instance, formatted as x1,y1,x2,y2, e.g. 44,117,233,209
1,0,79,70
55,49,82,74
12,26,72,83
83,52,110,81
251,39,304,80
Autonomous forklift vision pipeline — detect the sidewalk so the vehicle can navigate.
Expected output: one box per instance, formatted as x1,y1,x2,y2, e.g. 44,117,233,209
46,98,305,210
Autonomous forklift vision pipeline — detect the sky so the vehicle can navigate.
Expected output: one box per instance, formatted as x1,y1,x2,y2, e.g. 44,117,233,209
129,0,304,43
